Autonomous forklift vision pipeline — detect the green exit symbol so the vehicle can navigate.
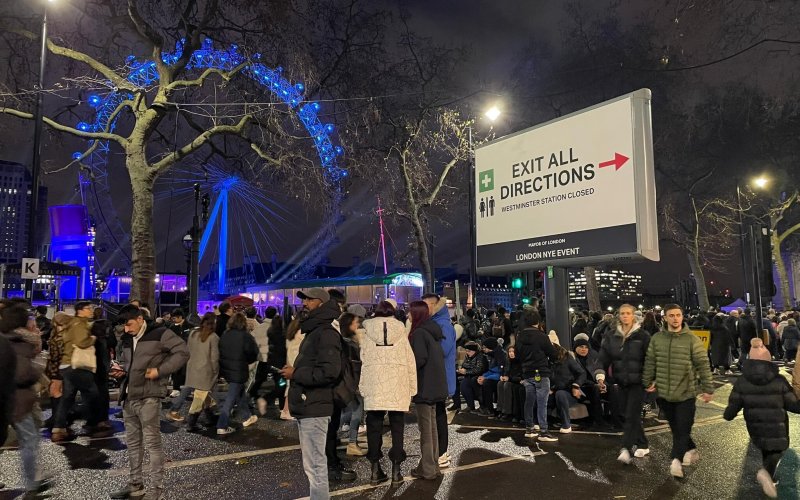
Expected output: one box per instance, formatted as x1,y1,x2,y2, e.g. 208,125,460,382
479,169,494,193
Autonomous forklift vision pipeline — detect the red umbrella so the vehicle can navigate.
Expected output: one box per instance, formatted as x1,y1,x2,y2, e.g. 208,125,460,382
225,295,254,309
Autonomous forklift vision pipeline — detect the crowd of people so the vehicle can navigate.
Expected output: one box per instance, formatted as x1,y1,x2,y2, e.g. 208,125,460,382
1,295,800,499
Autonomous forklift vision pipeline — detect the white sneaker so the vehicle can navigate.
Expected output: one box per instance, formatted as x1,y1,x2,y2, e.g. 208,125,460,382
216,427,236,435
242,415,258,428
438,452,451,466
682,449,699,466
358,425,367,435
670,459,684,478
756,468,777,498
633,448,650,458
533,424,540,431
524,428,538,438
617,449,632,465
169,390,181,398
341,424,350,433
559,427,572,434
257,397,268,416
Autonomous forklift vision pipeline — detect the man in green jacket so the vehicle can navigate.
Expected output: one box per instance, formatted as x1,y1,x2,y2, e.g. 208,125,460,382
643,303,714,479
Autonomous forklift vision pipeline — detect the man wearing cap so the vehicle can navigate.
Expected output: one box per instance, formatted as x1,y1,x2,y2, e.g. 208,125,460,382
281,288,345,499
573,333,606,428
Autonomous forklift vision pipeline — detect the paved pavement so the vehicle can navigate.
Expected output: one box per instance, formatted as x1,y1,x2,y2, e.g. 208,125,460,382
1,369,799,500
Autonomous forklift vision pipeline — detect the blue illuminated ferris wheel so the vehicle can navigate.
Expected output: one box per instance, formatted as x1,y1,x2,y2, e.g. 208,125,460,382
73,38,346,284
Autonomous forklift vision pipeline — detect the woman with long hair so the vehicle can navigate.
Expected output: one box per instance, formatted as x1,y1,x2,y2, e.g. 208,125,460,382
359,302,416,484
170,313,220,431
408,300,448,480
337,313,367,457
217,312,260,435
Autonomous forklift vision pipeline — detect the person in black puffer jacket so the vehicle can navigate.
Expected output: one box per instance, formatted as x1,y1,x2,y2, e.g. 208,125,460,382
596,305,651,463
282,290,344,498
781,319,800,363
515,308,558,440
573,334,605,426
409,301,448,480
496,346,525,423
724,338,800,498
548,345,586,432
216,312,259,434
455,341,487,411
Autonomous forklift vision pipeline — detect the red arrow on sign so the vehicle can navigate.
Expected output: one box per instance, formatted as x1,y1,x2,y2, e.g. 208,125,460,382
598,152,630,170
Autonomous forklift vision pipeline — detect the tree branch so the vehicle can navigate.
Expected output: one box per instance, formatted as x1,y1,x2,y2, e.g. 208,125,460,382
166,62,248,90
0,107,128,144
151,115,252,172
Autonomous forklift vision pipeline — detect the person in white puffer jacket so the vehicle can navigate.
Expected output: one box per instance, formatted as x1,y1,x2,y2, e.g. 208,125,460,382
359,301,417,485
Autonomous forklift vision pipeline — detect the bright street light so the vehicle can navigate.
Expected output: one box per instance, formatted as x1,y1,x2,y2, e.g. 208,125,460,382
484,106,501,122
753,176,768,189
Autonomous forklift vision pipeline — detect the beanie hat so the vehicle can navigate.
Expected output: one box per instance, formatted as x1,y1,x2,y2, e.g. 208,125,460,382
548,330,560,346
573,333,590,349
749,338,772,361
482,337,499,350
347,304,367,318
464,342,480,353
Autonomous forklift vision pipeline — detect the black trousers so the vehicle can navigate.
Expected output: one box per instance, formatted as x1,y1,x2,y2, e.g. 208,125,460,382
610,383,648,451
436,401,448,455
366,410,406,463
480,379,499,410
248,362,271,398
326,402,344,468
94,367,110,424
460,376,480,409
657,397,697,460
580,383,604,423
172,366,186,391
762,449,783,478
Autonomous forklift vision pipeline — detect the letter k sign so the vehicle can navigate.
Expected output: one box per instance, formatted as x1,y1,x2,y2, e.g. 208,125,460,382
479,170,494,193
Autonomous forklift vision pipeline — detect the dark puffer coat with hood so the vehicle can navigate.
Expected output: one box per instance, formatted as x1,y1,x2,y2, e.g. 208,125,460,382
723,359,800,451
410,319,448,404
288,300,343,419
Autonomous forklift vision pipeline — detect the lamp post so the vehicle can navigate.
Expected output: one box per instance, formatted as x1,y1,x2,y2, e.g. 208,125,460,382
468,105,501,309
736,176,769,307
182,231,192,303
25,0,52,300
188,183,201,317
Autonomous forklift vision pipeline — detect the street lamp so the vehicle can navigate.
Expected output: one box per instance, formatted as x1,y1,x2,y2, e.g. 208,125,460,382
736,175,770,307
25,0,53,299
468,106,501,310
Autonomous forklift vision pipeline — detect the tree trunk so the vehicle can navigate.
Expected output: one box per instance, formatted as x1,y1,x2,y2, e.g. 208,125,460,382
771,231,792,309
584,266,601,311
129,166,157,307
410,212,433,293
688,252,710,311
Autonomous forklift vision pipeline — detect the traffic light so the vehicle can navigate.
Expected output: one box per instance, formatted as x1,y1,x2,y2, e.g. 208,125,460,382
752,225,776,298
511,277,524,289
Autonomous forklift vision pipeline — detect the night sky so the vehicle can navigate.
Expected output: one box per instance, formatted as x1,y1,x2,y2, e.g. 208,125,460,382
1,0,797,297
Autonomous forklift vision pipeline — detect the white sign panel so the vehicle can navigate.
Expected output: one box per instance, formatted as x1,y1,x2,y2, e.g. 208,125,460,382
475,89,659,273
21,258,40,279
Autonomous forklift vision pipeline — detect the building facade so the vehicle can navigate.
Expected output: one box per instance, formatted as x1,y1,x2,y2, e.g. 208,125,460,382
568,268,643,304
0,159,47,264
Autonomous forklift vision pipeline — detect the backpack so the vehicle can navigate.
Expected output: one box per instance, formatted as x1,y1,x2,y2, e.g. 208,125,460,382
333,336,361,407
491,317,505,338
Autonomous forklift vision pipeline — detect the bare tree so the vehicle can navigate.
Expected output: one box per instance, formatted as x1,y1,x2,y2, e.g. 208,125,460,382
584,266,601,311
0,0,386,304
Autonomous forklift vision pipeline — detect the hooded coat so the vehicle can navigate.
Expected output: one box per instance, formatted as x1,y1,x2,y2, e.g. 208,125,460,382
596,322,650,386
218,328,259,384
781,325,800,352
430,298,457,396
410,319,449,404
709,316,733,368
359,316,417,412
723,359,800,451
288,300,343,419
185,329,220,391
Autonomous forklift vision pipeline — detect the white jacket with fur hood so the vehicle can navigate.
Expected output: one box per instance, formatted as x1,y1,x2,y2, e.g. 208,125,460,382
359,316,417,412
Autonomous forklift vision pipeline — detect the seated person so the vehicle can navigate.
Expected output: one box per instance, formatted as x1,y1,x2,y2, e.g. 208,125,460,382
547,344,586,433
456,342,487,412
497,346,525,423
573,333,607,427
477,337,507,416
